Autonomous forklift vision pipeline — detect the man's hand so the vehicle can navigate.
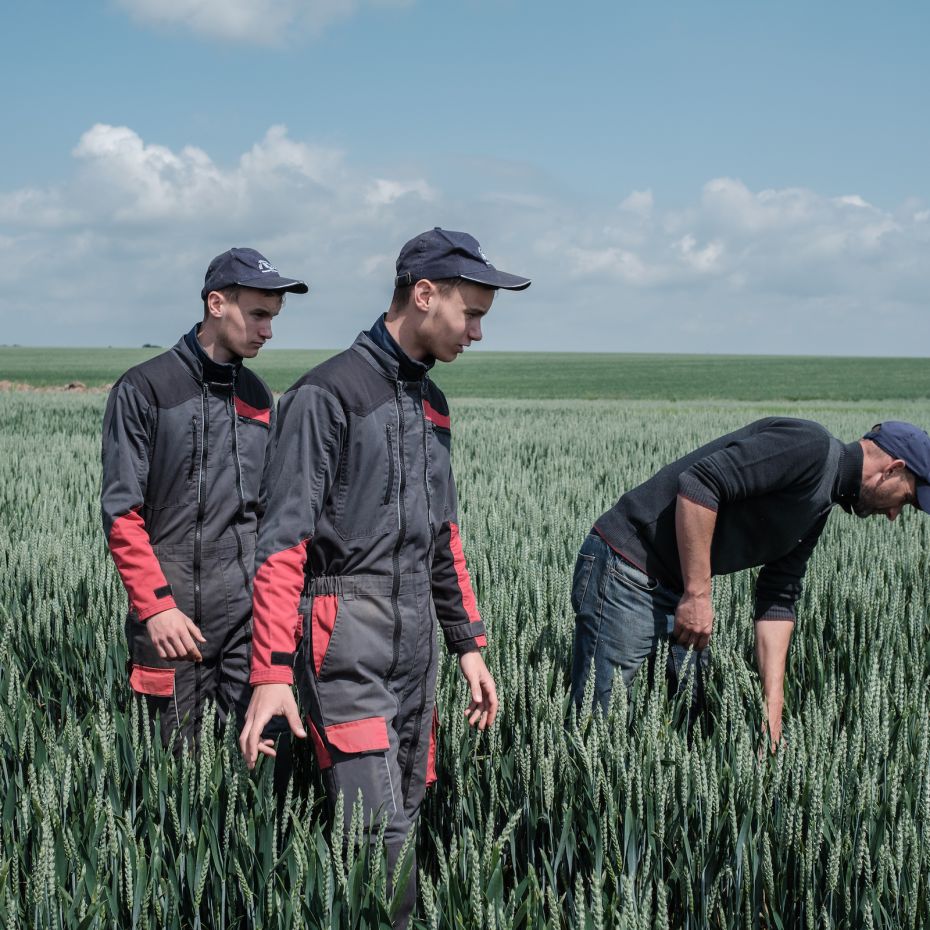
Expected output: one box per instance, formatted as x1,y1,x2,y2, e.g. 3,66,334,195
459,651,498,730
673,592,714,650
239,683,306,769
145,607,206,662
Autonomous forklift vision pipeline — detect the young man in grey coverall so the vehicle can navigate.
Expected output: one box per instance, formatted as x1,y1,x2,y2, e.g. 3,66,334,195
239,228,530,926
101,247,308,749
571,417,930,744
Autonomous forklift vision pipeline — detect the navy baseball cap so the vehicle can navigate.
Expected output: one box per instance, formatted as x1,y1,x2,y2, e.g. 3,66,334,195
863,421,930,512
394,228,531,291
201,247,308,300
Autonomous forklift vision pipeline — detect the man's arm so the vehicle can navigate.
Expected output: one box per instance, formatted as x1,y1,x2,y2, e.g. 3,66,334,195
431,464,497,730
673,495,718,650
752,513,828,747
101,379,204,661
240,384,344,767
755,619,795,747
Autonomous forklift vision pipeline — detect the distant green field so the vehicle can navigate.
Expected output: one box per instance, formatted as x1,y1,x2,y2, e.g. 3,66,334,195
1,346,929,400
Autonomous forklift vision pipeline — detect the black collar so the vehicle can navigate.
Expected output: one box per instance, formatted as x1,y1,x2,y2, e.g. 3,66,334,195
833,441,863,508
366,314,434,382
184,324,240,385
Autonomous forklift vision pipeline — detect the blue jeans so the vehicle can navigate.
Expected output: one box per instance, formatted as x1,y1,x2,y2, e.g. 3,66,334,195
570,532,708,713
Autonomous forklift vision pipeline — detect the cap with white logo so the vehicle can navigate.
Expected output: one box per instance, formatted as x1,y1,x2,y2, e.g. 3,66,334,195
201,247,309,300
394,228,530,291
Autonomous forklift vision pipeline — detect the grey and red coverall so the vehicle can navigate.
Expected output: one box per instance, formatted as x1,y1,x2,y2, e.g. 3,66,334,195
101,327,275,747
250,317,485,921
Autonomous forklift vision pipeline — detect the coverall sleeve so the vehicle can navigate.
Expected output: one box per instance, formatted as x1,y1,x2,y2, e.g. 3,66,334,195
250,384,345,685
432,464,487,655
677,421,830,513
100,380,177,621
753,513,830,621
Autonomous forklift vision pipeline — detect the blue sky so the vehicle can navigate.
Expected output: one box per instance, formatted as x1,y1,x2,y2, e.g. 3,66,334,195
1,0,928,354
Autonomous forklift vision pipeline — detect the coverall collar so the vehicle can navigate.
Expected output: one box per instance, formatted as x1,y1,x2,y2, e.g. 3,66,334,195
364,314,435,382
182,324,241,385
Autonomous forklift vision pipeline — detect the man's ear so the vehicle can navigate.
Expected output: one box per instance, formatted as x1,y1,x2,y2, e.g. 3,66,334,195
887,458,908,478
412,279,435,314
205,290,226,320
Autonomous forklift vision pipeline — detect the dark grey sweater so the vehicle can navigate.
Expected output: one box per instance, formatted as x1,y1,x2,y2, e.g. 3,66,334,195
594,418,863,620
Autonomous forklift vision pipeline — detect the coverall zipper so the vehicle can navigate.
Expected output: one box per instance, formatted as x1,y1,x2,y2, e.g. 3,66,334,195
385,381,407,681
229,382,251,594
402,382,435,794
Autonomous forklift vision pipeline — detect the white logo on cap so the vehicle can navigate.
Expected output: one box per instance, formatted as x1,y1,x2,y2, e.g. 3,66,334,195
258,259,278,274
477,246,490,266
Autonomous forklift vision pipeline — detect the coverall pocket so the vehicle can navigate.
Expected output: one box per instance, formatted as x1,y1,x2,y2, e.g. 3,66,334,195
310,594,339,675
333,412,399,539
129,664,175,696
318,596,395,683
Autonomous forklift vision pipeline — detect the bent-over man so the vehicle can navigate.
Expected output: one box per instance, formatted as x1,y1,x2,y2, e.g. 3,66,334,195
102,247,308,748
570,417,930,742
239,228,530,927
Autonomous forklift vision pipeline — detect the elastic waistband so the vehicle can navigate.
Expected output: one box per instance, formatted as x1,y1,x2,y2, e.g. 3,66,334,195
309,571,431,599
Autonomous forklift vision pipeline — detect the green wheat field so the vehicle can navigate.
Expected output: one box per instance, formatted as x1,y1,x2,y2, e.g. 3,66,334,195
2,350,930,928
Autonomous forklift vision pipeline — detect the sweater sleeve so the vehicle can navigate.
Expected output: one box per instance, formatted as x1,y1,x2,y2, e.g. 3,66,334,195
431,464,487,655
250,384,345,685
678,420,831,513
753,512,829,620
100,380,177,621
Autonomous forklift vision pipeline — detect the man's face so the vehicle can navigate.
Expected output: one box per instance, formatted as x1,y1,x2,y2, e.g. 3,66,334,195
419,281,495,363
854,464,918,521
212,288,282,361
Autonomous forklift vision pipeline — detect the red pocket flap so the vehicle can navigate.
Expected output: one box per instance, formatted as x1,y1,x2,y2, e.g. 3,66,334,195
325,716,389,754
129,664,175,697
311,594,338,675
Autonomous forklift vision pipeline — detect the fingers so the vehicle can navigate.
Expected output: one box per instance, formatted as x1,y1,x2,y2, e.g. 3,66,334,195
185,618,207,644
284,701,307,739
463,675,498,731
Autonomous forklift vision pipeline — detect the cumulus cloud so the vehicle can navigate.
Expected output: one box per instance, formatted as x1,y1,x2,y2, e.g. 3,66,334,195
0,123,928,355
114,0,412,44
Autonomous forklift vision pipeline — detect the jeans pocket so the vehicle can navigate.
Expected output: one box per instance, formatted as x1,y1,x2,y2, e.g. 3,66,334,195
607,556,658,593
571,553,597,614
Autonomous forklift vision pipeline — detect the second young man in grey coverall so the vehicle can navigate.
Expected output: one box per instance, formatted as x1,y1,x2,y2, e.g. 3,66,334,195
239,228,530,926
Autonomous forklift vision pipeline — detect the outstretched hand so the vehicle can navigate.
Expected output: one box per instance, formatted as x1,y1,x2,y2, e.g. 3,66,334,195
239,683,306,769
459,651,498,730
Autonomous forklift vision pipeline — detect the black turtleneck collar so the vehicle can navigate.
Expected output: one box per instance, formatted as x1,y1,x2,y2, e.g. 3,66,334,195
833,440,863,510
367,314,434,382
184,324,240,384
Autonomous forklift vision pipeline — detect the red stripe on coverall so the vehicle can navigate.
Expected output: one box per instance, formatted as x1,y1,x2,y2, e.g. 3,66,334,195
234,396,271,424
448,523,481,624
250,540,309,685
423,400,450,429
109,509,177,621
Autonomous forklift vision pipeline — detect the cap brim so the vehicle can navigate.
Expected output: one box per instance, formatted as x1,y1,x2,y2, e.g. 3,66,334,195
459,270,531,291
237,273,309,295
917,482,930,513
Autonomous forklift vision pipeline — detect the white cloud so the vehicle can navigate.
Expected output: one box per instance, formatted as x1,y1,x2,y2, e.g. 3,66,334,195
366,178,436,207
0,129,928,355
114,0,411,44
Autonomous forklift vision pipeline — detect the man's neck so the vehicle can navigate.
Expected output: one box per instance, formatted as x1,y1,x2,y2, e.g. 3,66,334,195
197,323,236,365
384,312,427,362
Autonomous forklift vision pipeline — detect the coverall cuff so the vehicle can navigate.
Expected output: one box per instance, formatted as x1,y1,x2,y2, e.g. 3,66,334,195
249,668,295,686
136,596,178,622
